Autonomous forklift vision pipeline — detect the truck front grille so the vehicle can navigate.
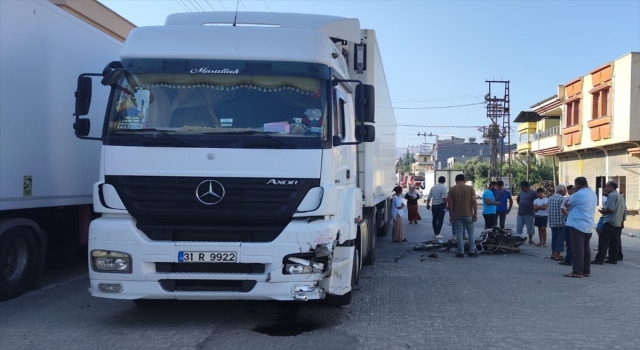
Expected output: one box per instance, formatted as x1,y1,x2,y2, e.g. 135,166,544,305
105,175,319,242
159,279,257,293
155,262,265,274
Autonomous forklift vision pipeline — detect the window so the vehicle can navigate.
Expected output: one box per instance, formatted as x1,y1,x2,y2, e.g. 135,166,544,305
333,97,345,139
565,99,580,127
591,88,609,119
479,149,485,155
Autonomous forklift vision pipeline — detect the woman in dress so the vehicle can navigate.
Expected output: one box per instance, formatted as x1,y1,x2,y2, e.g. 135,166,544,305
405,185,422,224
392,186,407,242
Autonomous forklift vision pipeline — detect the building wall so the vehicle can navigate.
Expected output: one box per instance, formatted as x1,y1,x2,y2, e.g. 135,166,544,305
556,52,640,210
558,149,638,209
562,53,638,151
537,117,560,131
435,143,490,169
612,53,633,141
631,54,640,141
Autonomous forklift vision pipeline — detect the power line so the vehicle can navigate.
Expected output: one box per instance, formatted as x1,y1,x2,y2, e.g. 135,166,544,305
393,101,486,110
203,0,216,11
393,94,484,103
188,0,206,12
263,0,271,11
217,0,227,10
185,0,197,11
196,0,208,11
176,0,192,11
240,0,249,11
397,124,481,128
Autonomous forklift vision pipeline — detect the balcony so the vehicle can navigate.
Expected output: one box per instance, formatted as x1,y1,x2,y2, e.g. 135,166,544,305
531,126,562,155
516,141,531,154
517,122,537,133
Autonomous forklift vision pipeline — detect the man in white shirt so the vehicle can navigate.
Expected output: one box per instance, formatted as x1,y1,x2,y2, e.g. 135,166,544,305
426,176,448,239
533,188,549,247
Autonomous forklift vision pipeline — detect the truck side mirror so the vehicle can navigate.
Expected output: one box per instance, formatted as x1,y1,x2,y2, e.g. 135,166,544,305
73,73,103,140
101,68,125,86
73,118,91,138
355,125,375,142
355,84,375,123
74,76,93,117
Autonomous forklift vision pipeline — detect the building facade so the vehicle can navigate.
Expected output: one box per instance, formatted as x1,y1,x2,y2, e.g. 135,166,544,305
433,138,491,170
518,52,640,210
412,152,434,175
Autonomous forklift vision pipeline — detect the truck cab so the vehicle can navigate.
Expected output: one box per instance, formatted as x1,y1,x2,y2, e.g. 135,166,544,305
73,12,396,305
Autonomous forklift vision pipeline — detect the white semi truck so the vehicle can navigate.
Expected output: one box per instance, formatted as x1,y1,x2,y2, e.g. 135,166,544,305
73,12,397,305
0,0,125,300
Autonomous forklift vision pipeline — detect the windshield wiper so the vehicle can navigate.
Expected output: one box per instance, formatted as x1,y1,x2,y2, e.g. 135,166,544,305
114,128,194,147
202,130,296,149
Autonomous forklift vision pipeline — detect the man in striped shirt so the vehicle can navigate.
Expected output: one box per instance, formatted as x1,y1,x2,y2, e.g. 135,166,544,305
547,184,567,261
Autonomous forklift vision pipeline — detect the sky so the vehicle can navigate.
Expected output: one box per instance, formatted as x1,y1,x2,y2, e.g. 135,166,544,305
98,0,640,152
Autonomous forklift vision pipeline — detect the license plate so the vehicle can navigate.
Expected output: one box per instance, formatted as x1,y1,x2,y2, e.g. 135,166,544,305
178,251,237,263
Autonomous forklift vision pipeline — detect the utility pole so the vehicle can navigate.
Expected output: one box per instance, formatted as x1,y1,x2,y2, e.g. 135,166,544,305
484,80,511,185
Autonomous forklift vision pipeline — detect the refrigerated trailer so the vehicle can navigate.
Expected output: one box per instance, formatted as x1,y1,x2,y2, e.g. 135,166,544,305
74,12,397,306
0,0,126,300
421,169,464,202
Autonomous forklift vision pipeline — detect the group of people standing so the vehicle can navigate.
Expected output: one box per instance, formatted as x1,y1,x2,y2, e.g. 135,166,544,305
392,175,477,253
390,174,627,276
514,177,626,278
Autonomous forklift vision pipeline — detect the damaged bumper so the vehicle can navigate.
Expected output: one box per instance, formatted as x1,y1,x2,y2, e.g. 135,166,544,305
88,216,342,302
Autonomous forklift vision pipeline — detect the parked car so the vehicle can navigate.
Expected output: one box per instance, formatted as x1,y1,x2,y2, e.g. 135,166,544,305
411,176,424,188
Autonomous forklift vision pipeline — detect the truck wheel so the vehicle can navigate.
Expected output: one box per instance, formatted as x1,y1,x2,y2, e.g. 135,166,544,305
377,204,390,237
0,227,38,301
325,248,359,307
377,221,389,237
363,220,376,265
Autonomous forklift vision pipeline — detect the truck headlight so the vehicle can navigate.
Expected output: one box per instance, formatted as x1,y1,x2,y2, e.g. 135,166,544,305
91,250,132,273
284,257,324,274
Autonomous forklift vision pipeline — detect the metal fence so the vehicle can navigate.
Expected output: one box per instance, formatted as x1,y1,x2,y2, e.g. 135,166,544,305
532,126,561,140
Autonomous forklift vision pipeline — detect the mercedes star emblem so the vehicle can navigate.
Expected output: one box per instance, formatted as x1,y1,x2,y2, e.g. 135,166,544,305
195,180,225,205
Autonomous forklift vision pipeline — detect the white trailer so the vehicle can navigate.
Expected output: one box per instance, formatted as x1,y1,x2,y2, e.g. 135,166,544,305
74,12,396,306
422,169,464,202
0,0,123,300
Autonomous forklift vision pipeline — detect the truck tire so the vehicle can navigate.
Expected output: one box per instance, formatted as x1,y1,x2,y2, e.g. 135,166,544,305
325,248,358,307
363,219,376,265
376,220,389,237
377,202,390,237
0,227,38,301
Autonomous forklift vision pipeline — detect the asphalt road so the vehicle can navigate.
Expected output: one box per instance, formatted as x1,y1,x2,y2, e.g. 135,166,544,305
1,202,639,350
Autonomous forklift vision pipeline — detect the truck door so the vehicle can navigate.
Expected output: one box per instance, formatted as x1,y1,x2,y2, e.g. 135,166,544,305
332,87,356,187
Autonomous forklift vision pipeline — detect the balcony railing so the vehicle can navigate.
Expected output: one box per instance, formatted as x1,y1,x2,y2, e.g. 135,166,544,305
532,126,561,140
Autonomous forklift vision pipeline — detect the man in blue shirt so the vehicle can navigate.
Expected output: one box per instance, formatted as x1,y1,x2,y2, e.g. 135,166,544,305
564,177,597,278
493,181,513,229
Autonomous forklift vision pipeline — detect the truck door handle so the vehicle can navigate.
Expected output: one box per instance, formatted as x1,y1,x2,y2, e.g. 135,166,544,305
346,170,350,179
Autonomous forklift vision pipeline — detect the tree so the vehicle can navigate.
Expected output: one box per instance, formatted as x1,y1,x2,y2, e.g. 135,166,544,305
449,156,488,190
504,154,556,195
396,150,414,174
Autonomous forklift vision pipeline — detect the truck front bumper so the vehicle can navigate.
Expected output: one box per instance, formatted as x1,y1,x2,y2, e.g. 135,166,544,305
88,216,344,302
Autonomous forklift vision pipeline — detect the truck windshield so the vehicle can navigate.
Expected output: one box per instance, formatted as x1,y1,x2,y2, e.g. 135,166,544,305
106,73,328,140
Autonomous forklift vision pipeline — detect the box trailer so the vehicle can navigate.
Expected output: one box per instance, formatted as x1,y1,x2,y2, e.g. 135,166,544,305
0,0,124,300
